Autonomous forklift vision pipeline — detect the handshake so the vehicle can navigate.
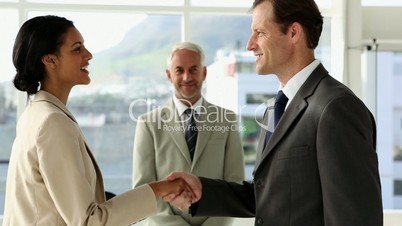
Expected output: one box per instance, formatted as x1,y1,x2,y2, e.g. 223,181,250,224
148,172,202,212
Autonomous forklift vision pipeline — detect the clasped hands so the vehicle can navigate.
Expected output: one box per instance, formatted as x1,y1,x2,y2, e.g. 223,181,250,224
149,172,202,212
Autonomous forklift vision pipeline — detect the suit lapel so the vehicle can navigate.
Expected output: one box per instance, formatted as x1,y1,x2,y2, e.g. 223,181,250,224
254,98,275,169
83,143,106,202
160,99,218,166
162,99,192,165
33,90,106,202
192,100,213,165
259,99,307,160
254,64,328,173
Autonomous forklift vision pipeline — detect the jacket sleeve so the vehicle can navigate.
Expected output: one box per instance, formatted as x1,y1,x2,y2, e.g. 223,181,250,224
191,178,255,218
316,95,383,225
38,112,157,225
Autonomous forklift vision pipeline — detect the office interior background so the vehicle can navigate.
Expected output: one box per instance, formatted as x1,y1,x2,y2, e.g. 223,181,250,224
0,0,402,224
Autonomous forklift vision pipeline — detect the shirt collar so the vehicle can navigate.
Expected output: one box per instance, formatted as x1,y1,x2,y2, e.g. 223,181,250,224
172,95,203,116
281,59,320,107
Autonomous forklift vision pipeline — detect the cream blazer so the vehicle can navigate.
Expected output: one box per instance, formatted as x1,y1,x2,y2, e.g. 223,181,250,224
3,90,157,226
132,98,245,226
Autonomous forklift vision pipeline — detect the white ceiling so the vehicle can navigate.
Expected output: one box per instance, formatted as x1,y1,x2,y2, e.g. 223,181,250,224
363,7,402,51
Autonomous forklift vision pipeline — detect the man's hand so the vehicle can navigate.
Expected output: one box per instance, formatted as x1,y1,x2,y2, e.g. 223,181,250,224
163,172,202,212
149,177,194,199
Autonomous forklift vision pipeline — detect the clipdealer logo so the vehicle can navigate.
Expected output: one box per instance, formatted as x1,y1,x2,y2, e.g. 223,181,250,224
128,98,272,132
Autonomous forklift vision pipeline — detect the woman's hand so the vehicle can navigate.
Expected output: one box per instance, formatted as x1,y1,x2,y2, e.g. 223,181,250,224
163,172,203,212
149,177,194,201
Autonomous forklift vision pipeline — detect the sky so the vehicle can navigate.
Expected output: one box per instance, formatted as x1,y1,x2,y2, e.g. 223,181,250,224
28,11,147,54
0,11,146,82
1,0,401,82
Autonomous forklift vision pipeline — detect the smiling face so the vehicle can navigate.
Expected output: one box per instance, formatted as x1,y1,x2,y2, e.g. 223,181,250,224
42,26,93,93
246,1,293,76
54,27,93,87
166,49,206,106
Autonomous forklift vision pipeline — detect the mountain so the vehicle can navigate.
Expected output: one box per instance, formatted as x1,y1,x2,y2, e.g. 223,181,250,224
89,14,252,82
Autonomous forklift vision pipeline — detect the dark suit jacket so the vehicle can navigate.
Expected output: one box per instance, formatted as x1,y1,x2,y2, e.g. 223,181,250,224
191,64,383,226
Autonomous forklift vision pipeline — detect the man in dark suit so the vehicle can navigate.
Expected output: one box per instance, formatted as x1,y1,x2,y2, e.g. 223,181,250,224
166,0,383,225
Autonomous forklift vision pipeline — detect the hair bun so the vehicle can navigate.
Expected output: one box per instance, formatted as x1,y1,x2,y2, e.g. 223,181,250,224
13,71,40,95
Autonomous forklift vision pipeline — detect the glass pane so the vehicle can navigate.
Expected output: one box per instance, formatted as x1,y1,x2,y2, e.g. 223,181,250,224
376,51,402,209
27,0,183,5
395,179,402,207
28,11,181,195
0,9,18,215
316,17,331,73
395,180,402,195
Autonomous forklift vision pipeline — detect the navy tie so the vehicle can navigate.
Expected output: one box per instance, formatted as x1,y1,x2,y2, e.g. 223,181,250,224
264,90,288,146
184,108,198,160
274,90,288,127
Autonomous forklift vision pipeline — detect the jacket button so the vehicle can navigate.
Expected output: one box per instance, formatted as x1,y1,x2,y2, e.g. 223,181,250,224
256,217,263,225
256,181,262,189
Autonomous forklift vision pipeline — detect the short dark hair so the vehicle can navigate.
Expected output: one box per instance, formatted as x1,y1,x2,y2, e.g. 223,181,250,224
251,0,323,49
12,15,74,95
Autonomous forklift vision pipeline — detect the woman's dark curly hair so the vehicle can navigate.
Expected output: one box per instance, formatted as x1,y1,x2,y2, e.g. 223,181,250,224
12,15,74,95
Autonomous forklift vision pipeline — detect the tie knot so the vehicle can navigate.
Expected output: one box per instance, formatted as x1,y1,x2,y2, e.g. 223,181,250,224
276,90,288,105
185,108,195,116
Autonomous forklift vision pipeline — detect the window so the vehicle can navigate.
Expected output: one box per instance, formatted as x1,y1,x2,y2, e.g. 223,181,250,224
394,180,402,195
246,94,275,104
374,51,402,208
0,9,18,214
189,14,252,65
394,62,402,76
237,62,255,74
316,17,331,72
241,116,261,164
0,1,335,214
395,145,402,161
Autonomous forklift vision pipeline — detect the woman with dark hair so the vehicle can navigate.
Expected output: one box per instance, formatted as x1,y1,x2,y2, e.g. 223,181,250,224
3,15,197,226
